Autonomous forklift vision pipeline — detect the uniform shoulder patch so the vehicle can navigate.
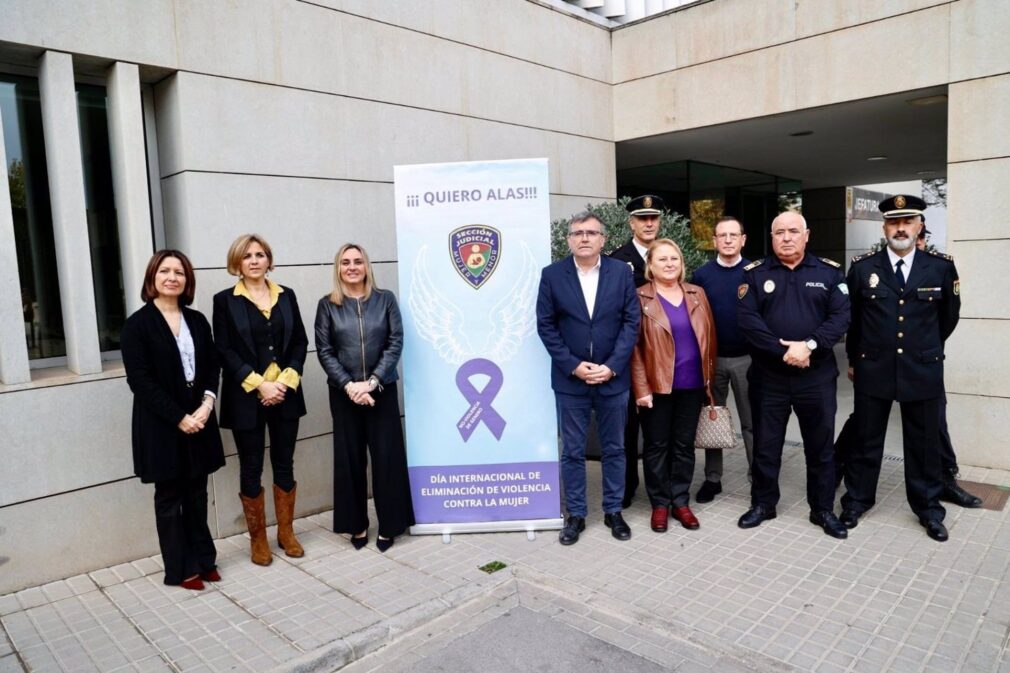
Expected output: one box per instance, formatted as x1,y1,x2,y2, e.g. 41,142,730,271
928,249,954,262
851,251,874,264
743,259,763,271
819,257,841,268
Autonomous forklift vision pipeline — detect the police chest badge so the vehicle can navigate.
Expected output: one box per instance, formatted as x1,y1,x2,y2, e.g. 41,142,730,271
449,225,501,289
763,279,775,294
868,273,879,288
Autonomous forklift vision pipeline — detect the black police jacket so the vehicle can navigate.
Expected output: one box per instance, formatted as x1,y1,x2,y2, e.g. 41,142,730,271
609,239,648,288
846,248,960,402
737,253,850,376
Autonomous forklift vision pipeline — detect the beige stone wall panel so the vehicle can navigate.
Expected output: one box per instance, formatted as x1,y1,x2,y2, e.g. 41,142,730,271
949,0,1010,82
944,319,1010,399
0,377,132,507
161,173,398,269
612,0,796,83
169,1,612,140
946,158,1010,242
614,6,950,139
792,0,951,40
304,0,612,83
946,239,1010,320
0,0,177,66
612,0,949,84
157,73,614,199
945,392,1010,470
0,478,159,594
948,76,1010,163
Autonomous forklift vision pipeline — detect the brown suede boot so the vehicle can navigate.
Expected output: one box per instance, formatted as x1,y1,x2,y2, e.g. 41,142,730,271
273,483,305,558
240,489,273,566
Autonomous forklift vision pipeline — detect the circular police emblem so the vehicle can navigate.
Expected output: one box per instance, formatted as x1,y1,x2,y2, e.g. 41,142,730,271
869,273,879,288
643,196,653,208
764,279,775,293
894,195,906,208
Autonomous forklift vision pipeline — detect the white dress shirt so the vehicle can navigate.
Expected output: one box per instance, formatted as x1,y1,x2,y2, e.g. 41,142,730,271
886,246,916,279
574,256,602,318
632,239,649,262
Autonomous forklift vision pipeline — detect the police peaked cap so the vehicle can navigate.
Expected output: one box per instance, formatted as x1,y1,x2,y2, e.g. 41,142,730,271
626,194,665,216
878,194,926,219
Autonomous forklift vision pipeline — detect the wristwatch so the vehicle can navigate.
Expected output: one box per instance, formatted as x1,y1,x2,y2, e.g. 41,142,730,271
805,339,818,351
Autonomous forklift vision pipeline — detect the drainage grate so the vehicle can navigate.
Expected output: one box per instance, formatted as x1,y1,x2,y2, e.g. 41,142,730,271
956,480,1010,512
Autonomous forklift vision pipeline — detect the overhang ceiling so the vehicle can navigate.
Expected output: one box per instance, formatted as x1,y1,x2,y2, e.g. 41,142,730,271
616,86,948,190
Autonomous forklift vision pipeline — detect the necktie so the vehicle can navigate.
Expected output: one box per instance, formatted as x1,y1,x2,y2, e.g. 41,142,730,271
895,259,906,290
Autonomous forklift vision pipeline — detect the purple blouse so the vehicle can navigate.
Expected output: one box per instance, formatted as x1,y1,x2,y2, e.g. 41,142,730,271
658,294,704,390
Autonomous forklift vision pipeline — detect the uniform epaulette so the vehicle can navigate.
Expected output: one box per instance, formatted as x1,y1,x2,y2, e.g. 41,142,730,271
819,257,841,268
851,251,874,264
928,249,954,262
743,259,763,271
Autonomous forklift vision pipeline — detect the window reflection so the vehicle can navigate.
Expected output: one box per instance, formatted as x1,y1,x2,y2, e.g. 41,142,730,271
0,75,65,359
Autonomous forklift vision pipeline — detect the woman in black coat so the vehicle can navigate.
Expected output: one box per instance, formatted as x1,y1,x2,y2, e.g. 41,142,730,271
213,234,309,566
121,250,225,591
315,243,414,552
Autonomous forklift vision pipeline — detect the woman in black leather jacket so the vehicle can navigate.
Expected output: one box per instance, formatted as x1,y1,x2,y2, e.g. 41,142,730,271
315,243,414,551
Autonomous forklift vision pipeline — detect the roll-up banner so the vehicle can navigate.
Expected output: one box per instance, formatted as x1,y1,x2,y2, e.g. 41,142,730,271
394,158,562,534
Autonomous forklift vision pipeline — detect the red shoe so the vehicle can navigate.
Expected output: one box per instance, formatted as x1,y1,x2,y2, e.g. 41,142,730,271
180,576,205,591
650,507,669,532
672,506,700,530
200,569,221,582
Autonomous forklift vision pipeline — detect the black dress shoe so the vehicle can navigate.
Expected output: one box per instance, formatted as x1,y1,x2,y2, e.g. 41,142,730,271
738,505,776,529
941,480,983,508
921,519,949,542
840,509,861,529
695,481,722,503
559,516,585,546
809,511,848,539
604,512,631,540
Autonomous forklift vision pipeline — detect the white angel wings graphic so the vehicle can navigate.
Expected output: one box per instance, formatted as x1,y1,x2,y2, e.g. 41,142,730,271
409,242,539,365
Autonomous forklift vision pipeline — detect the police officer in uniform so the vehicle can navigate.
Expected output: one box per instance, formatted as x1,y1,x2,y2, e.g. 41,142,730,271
737,211,850,538
610,195,663,507
840,195,961,541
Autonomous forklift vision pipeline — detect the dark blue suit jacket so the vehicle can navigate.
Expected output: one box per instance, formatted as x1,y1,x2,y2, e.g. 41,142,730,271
536,255,640,396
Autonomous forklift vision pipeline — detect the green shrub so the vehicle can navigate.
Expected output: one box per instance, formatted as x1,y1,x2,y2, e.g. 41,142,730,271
550,197,708,277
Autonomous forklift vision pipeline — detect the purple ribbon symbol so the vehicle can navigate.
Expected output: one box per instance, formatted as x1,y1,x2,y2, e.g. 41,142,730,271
455,358,506,441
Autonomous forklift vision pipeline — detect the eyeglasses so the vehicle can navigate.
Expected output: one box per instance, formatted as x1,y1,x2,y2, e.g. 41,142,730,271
568,230,603,239
714,233,742,240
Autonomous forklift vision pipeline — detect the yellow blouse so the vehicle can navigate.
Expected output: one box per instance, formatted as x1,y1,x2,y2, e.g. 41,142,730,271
233,279,302,393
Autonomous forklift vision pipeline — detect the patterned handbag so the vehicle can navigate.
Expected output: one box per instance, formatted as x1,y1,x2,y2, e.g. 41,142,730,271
695,395,736,450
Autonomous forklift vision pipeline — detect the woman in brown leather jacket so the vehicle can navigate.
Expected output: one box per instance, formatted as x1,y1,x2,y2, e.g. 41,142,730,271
631,239,717,533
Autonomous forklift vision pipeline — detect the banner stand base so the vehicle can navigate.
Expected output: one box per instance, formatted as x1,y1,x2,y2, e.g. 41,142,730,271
410,518,563,537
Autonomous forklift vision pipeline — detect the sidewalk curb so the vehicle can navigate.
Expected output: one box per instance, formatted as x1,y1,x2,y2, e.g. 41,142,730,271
273,571,516,673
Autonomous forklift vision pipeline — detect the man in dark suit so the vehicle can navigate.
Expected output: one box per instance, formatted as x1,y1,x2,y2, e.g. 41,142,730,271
537,211,641,545
609,194,663,507
840,195,961,541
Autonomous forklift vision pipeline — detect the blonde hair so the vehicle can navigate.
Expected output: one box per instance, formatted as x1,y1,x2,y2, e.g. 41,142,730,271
329,243,376,305
226,234,275,276
644,238,687,283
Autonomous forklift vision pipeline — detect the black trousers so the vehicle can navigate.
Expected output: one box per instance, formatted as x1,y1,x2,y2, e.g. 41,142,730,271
836,395,958,480
153,474,216,585
330,383,414,538
623,395,641,498
232,406,299,498
749,366,836,512
639,388,705,508
841,394,945,522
